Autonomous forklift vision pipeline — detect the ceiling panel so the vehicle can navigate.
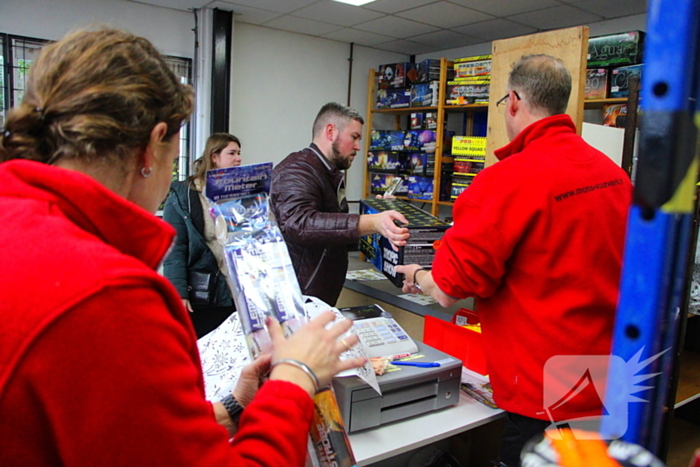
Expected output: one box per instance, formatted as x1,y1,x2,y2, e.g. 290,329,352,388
128,0,646,55
360,0,440,15
211,3,282,24
212,0,320,14
574,0,646,18
453,18,538,41
262,15,341,36
409,29,482,48
321,28,396,46
374,39,439,55
291,1,385,27
353,15,440,38
396,1,494,29
449,0,560,17
507,5,603,30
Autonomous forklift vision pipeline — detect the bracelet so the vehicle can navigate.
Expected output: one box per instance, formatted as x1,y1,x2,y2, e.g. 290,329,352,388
412,267,432,291
270,358,320,394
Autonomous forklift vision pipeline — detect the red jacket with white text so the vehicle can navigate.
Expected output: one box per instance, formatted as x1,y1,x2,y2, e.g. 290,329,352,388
432,115,632,421
0,160,313,466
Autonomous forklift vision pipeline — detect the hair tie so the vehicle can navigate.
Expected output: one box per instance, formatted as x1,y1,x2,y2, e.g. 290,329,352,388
2,129,10,138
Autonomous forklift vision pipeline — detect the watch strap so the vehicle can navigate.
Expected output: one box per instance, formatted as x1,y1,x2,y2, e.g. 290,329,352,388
221,394,244,426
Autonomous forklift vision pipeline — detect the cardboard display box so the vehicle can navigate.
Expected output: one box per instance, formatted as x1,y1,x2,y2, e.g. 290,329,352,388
585,68,609,99
360,198,451,287
587,31,645,67
609,64,643,98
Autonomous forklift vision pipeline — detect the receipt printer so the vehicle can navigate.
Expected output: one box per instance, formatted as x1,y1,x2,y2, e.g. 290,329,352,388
332,340,462,433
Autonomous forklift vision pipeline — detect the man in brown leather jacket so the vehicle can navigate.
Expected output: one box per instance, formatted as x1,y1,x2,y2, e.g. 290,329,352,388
271,102,409,306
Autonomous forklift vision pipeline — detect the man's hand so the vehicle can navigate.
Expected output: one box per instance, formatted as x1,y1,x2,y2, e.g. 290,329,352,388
395,263,424,294
358,210,409,249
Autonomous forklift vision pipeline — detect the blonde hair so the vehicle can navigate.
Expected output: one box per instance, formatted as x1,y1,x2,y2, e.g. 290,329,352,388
0,28,194,174
189,133,241,184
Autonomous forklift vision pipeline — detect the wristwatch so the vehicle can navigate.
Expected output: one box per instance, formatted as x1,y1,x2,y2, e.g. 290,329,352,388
220,394,244,426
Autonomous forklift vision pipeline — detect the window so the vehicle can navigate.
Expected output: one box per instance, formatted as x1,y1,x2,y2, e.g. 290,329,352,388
1,33,193,182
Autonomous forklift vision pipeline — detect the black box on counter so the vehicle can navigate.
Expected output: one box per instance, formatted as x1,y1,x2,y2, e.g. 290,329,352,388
587,31,645,67
360,198,451,287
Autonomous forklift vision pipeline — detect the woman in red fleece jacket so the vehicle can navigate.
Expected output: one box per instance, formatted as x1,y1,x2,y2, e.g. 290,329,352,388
0,28,364,466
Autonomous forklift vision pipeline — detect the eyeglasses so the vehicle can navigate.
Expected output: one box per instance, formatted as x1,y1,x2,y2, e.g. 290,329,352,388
496,90,521,114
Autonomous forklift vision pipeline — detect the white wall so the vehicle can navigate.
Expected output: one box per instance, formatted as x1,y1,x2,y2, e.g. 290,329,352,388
0,0,194,59
230,22,407,202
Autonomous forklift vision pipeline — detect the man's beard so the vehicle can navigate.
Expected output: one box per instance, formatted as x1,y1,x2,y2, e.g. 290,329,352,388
330,139,354,170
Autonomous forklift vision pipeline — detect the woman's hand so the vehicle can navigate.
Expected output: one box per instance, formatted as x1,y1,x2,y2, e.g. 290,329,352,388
233,354,272,407
181,298,193,313
267,311,366,396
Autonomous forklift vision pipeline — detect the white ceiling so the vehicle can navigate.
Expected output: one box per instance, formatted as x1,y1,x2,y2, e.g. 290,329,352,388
128,0,646,55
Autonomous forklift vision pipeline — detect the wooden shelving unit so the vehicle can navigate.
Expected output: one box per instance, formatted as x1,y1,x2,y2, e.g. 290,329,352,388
362,57,488,216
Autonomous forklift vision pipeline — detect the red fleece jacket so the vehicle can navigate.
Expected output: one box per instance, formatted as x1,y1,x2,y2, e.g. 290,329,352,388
432,115,632,420
0,160,313,466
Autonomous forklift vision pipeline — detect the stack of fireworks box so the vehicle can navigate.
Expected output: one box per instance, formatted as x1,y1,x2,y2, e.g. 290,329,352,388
450,135,487,200
584,31,645,127
445,55,491,105
367,128,454,201
359,198,451,287
376,59,446,109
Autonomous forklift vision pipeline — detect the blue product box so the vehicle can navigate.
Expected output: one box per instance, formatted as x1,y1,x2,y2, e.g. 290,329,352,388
410,113,424,129
417,59,441,83
367,151,409,173
378,62,418,88
403,130,436,152
408,175,434,200
407,152,435,176
369,130,406,151
609,64,643,98
376,87,411,109
411,81,439,107
369,172,408,197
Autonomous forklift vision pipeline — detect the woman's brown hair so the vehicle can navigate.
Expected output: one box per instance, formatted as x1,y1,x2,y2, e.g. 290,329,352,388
188,133,241,185
0,28,194,173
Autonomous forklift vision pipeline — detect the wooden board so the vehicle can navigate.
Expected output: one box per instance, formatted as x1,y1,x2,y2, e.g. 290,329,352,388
486,26,589,167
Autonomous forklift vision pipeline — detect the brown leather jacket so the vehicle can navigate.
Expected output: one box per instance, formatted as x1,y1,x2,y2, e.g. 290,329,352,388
270,144,360,305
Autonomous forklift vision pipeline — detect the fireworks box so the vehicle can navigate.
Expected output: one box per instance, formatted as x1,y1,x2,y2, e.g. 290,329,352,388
376,87,411,109
452,135,487,156
446,79,490,105
367,151,409,173
408,175,434,200
585,68,609,99
603,104,628,128
454,159,484,176
440,169,453,202
417,59,442,83
369,130,405,151
424,112,438,130
410,113,424,129
359,198,451,287
451,175,474,200
411,81,439,107
403,129,436,152
587,31,645,67
369,173,408,197
407,152,435,176
378,62,419,89
453,55,492,80
609,64,643,98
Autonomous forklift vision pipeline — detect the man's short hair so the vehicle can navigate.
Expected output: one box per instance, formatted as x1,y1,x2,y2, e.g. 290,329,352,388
312,102,364,139
508,54,572,116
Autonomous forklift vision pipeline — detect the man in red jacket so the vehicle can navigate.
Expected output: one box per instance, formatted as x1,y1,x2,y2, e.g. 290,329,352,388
397,54,632,467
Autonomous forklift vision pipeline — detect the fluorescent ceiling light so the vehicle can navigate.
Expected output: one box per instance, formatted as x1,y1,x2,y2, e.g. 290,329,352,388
332,0,377,5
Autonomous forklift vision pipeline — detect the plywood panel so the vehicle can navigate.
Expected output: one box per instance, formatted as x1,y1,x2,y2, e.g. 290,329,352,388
486,26,589,167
